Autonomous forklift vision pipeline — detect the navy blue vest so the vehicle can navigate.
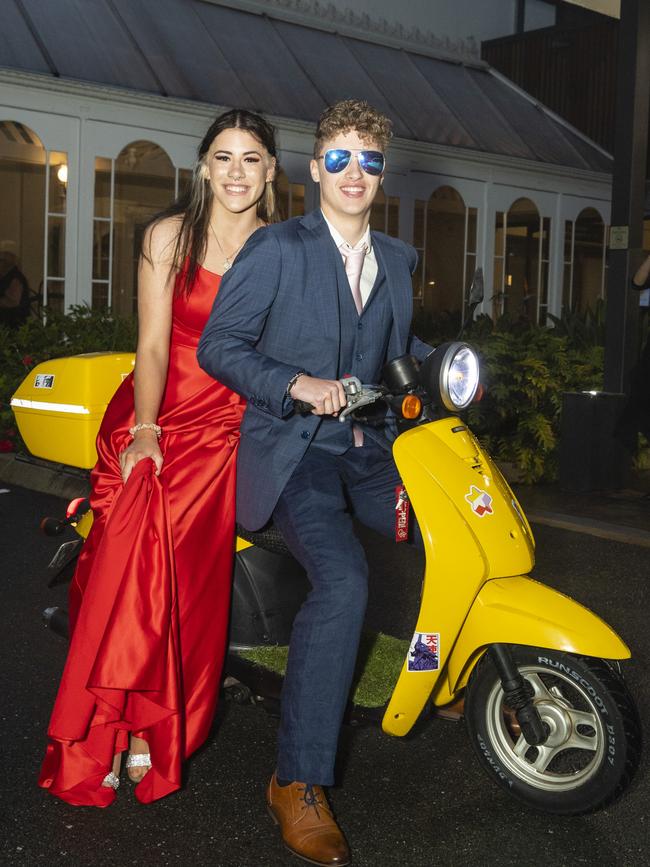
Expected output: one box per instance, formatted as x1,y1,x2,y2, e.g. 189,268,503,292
312,249,392,454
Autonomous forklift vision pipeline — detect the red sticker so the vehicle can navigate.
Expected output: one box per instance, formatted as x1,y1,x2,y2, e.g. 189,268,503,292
395,484,410,542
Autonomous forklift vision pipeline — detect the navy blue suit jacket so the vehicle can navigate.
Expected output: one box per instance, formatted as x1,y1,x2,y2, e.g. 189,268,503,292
197,209,431,530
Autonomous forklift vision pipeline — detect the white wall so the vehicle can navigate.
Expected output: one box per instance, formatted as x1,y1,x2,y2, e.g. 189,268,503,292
0,69,610,318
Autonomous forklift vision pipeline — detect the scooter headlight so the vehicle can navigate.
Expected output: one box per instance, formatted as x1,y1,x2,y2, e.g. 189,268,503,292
420,342,480,412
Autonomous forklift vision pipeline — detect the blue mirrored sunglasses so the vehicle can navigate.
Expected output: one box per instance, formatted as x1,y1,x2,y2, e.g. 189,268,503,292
319,149,385,176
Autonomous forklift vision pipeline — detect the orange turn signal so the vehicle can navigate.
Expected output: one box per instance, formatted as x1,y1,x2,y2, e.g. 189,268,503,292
401,395,422,419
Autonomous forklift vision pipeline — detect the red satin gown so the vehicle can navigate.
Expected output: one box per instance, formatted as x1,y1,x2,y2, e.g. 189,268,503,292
38,265,245,806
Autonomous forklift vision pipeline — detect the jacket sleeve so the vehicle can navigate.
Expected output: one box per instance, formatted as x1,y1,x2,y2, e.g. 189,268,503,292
197,229,301,418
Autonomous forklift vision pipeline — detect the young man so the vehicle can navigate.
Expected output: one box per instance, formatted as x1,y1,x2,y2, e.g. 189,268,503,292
198,99,431,866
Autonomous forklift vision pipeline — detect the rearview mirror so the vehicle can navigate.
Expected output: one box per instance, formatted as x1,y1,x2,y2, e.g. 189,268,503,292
468,268,484,306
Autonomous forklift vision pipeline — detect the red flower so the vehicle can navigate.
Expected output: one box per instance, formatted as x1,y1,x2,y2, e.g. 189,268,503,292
22,355,34,367
0,439,14,453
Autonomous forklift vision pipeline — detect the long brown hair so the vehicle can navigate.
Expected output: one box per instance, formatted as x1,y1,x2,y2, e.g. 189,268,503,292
146,109,280,295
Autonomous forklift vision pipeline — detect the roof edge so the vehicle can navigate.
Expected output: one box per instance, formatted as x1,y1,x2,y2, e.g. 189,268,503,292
202,0,487,67
487,67,613,163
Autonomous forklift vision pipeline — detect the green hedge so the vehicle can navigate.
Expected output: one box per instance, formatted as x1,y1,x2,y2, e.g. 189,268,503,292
413,309,605,482
0,304,608,482
466,326,603,482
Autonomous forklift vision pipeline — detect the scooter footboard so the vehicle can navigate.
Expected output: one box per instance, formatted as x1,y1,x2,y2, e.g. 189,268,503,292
445,575,631,694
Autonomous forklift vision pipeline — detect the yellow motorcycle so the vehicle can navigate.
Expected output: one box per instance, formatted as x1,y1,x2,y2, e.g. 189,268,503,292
12,341,642,816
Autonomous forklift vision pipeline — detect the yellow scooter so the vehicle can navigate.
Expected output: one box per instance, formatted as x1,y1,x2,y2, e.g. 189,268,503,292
12,342,641,816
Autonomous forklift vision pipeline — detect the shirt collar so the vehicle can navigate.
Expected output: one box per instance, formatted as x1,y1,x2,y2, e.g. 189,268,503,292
321,211,372,254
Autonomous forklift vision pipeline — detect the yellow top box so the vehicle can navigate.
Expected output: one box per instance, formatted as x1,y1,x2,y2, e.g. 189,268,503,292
11,352,135,469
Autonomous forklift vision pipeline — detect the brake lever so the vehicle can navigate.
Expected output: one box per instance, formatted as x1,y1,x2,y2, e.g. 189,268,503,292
292,377,384,418
338,379,384,423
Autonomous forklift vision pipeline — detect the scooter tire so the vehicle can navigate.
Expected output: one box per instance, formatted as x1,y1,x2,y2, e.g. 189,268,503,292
464,645,642,815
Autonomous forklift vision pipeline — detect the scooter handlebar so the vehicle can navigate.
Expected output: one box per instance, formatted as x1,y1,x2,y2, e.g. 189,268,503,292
293,400,314,415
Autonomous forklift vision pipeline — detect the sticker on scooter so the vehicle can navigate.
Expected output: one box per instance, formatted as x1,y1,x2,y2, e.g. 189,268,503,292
407,632,440,672
34,373,55,389
465,484,493,517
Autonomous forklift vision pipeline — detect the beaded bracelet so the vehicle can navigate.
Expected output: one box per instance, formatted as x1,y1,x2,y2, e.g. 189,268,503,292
128,422,162,439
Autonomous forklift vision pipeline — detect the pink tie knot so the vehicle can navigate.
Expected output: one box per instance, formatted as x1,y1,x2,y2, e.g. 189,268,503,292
340,242,366,280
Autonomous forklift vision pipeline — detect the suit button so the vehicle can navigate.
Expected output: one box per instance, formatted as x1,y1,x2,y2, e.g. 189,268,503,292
355,352,363,361
357,322,363,330
301,430,311,439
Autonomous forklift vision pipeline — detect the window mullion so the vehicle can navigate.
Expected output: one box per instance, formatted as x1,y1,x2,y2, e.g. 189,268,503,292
108,159,115,309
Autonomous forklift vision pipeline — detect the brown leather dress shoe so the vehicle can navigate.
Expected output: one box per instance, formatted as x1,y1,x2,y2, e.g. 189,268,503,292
267,773,351,866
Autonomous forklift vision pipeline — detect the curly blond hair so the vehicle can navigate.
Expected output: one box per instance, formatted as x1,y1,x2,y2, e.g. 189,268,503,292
313,99,393,157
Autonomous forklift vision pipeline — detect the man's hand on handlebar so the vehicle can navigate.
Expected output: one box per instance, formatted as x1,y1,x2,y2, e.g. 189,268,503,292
290,374,347,416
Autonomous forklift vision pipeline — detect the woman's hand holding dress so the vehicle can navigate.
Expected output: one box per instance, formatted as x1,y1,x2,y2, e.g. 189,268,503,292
119,429,163,483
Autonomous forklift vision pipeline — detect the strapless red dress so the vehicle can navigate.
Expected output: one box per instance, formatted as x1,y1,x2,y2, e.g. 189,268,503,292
38,266,245,806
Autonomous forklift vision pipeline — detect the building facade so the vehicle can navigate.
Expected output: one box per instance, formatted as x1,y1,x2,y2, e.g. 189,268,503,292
0,0,613,325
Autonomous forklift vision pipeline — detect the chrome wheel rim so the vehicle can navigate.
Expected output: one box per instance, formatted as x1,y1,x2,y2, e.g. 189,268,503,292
485,664,605,791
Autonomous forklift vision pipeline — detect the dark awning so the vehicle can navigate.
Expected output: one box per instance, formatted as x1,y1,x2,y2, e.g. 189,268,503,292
1,0,612,172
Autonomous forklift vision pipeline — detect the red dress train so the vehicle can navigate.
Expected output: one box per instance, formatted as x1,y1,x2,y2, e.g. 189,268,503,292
38,267,245,806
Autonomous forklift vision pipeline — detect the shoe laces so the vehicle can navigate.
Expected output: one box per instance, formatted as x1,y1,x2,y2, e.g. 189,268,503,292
298,784,330,820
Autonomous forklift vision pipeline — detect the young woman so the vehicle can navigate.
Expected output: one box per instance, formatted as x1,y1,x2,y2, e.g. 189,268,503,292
38,110,278,807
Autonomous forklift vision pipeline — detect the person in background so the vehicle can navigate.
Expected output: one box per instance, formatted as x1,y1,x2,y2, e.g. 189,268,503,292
615,251,650,452
0,250,31,327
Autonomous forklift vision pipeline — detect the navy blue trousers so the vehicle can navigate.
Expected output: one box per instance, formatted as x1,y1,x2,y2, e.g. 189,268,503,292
272,438,421,786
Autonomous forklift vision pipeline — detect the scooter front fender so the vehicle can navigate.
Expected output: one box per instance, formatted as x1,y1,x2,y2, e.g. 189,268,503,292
382,575,630,737
445,575,631,694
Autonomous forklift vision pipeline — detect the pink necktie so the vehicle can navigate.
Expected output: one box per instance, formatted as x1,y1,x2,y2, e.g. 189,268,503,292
339,242,367,446
340,243,366,315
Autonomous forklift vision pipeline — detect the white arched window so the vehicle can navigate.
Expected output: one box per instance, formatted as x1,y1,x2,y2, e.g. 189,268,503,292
92,141,188,315
413,186,477,314
493,198,550,323
562,207,607,313
0,120,68,313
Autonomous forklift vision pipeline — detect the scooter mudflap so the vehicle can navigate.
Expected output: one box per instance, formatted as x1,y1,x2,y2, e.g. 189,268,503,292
47,539,83,573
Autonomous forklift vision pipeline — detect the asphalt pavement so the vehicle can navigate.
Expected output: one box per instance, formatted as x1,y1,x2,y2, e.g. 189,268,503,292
1,482,649,867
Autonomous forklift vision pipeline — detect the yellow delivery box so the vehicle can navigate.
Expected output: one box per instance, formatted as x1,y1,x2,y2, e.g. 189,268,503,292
11,352,135,469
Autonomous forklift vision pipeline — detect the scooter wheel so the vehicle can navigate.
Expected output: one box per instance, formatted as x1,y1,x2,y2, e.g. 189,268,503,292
464,645,642,815
224,681,253,705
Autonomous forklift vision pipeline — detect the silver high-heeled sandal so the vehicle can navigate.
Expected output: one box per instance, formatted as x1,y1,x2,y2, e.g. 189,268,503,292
102,771,120,789
126,753,152,782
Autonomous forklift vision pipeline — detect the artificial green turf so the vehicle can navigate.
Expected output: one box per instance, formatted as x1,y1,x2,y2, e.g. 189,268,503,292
237,631,410,708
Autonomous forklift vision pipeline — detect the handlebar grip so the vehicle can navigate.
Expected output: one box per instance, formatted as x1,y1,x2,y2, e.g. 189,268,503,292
293,400,314,414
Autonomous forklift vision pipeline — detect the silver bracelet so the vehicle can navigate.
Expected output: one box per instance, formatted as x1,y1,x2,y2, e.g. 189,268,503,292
286,370,306,397
128,422,162,439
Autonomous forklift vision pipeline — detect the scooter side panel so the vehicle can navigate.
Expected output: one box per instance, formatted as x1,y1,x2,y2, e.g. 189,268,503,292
382,426,489,736
445,575,631,693
393,420,535,579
